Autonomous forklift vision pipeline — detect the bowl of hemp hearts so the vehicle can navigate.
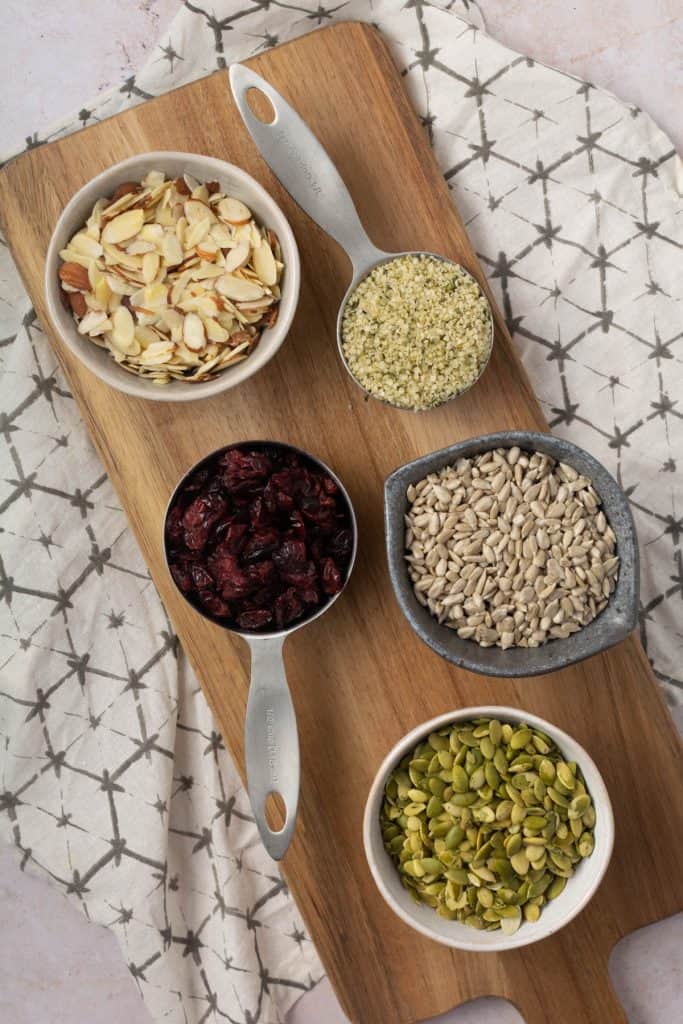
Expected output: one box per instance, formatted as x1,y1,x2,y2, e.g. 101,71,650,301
384,431,638,677
339,254,493,410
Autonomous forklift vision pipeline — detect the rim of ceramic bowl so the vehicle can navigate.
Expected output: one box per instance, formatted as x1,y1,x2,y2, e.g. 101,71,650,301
162,439,358,637
362,705,615,952
44,151,300,402
384,431,639,677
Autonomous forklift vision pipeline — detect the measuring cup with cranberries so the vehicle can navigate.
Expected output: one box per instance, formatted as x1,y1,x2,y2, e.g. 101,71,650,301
164,441,357,860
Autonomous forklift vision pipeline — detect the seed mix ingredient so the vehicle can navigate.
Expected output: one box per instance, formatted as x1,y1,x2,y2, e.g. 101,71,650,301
405,447,618,648
58,170,284,385
380,717,597,934
340,254,492,410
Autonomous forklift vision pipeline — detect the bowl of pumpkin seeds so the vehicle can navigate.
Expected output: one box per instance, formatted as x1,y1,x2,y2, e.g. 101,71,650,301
363,707,614,950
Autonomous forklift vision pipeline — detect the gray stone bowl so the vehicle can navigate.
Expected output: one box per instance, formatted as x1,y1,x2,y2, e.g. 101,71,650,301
384,431,639,678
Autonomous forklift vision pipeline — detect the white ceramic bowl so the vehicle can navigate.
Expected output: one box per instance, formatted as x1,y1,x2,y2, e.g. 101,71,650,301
363,706,614,951
44,151,300,402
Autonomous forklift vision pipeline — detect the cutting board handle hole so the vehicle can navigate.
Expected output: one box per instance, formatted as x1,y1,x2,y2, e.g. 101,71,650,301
265,790,286,832
246,87,276,125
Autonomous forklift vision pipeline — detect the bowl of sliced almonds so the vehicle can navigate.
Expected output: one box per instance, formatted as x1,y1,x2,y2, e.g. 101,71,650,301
363,706,614,951
44,151,299,401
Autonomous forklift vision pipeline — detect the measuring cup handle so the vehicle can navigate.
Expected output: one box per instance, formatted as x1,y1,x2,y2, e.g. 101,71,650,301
229,63,387,277
244,635,299,861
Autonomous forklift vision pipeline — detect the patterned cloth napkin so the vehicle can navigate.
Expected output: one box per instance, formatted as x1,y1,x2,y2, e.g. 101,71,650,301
1,2,681,1022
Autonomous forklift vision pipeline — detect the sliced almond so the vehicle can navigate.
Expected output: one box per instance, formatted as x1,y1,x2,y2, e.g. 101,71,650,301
196,239,219,261
126,239,156,255
252,239,278,286
135,325,160,348
78,310,110,336
94,278,112,307
140,223,164,244
110,306,136,353
184,199,215,224
224,241,250,273
142,251,160,284
143,170,166,189
185,217,212,249
139,340,174,364
204,317,229,344
218,197,251,225
215,274,265,302
58,248,91,270
143,282,169,309
175,215,188,246
210,223,234,248
70,232,104,259
101,209,145,245
183,312,206,351
161,233,184,268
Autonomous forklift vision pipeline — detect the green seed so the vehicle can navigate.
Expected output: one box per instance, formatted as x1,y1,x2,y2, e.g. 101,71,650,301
510,727,532,750
547,787,569,808
451,765,469,793
480,736,495,760
444,825,465,849
469,766,486,790
451,792,478,807
489,719,503,746
569,794,591,818
524,902,541,922
547,875,567,900
494,747,508,775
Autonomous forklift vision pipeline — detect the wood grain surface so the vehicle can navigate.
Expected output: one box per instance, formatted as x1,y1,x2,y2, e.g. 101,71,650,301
0,23,681,1024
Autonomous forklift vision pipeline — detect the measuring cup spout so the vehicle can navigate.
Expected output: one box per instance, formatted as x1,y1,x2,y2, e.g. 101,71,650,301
230,63,388,278
244,634,300,861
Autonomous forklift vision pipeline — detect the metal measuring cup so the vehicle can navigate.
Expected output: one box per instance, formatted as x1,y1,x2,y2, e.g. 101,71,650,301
164,442,357,860
229,64,494,410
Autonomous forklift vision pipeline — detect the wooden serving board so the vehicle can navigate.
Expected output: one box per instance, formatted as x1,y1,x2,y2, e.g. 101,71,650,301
0,23,681,1024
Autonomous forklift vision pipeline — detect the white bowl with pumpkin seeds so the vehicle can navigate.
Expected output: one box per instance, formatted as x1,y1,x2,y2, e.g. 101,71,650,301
363,707,614,951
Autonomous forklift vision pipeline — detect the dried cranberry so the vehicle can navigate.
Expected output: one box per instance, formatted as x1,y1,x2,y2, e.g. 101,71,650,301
280,560,317,589
198,590,231,618
221,571,254,600
208,551,241,583
320,557,342,595
191,564,214,590
165,506,185,545
288,510,306,539
184,467,211,493
217,522,249,554
273,539,307,568
170,564,193,592
328,528,353,560
247,560,276,587
298,585,320,605
274,587,304,629
220,449,272,493
242,529,279,562
184,525,209,551
237,609,272,630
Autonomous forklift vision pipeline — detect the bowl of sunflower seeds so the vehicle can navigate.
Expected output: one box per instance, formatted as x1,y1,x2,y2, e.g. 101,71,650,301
44,152,299,401
385,431,639,677
363,706,614,951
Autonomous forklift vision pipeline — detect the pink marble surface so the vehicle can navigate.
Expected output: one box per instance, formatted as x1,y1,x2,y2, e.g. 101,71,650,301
0,2,681,1022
